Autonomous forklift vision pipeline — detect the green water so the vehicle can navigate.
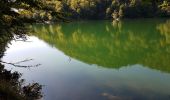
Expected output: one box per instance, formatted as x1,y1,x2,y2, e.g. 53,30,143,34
3,19,170,100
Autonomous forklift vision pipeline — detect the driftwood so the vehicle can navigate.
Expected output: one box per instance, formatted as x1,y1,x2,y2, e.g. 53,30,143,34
0,59,41,68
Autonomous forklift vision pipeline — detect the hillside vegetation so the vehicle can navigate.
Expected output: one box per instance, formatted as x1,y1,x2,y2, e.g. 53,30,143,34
50,0,170,19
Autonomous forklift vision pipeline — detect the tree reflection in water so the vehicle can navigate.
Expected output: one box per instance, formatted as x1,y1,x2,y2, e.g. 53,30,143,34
0,30,42,100
1,19,169,99
31,19,170,73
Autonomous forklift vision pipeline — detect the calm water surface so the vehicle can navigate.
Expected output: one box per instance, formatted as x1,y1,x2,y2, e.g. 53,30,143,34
2,19,170,100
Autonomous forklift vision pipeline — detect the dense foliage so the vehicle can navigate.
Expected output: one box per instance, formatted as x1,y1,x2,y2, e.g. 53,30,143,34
52,0,170,19
0,0,65,29
0,64,42,100
1,0,169,21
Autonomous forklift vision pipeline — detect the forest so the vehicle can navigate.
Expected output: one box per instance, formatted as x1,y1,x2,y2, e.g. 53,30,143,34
54,0,170,19
11,0,170,20
0,0,170,100
1,0,170,25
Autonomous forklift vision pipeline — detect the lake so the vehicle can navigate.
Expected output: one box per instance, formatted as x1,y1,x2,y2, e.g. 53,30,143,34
2,19,170,100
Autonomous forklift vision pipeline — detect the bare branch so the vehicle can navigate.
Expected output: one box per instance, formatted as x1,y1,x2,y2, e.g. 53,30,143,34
0,60,41,68
14,59,33,64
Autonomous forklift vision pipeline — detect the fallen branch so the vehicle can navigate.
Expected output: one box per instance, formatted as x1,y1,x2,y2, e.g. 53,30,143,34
14,59,33,64
0,60,41,68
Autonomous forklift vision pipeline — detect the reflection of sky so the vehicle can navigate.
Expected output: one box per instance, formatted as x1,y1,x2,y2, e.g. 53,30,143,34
6,36,48,53
2,36,170,100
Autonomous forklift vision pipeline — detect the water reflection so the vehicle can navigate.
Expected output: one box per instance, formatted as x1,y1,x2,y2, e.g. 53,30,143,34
0,33,42,99
3,19,170,100
31,19,170,73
